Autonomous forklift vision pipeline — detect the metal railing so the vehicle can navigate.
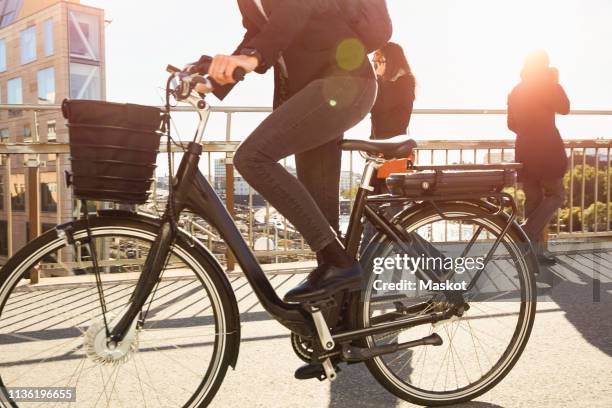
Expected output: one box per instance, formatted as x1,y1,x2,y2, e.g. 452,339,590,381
0,104,610,268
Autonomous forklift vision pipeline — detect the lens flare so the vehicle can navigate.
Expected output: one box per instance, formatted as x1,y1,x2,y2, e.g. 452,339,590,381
336,38,366,72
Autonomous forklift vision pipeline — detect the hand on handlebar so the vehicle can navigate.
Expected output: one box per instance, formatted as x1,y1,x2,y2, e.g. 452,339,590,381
208,54,258,86
167,54,252,98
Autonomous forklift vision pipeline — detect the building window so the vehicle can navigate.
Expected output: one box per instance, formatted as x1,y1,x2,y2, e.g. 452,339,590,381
47,121,56,141
10,173,25,211
0,221,7,256
41,172,57,213
0,0,21,29
23,124,31,142
46,121,57,162
0,38,6,72
70,63,101,100
0,128,8,166
20,26,36,65
22,124,31,165
43,18,53,56
7,77,22,117
69,11,100,61
37,67,55,103
7,77,22,104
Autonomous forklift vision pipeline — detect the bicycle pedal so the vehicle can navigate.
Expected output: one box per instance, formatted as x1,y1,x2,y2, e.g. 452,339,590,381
294,361,340,382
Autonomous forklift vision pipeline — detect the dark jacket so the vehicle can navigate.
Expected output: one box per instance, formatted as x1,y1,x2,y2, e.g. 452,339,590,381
214,0,374,108
507,77,570,181
370,74,415,139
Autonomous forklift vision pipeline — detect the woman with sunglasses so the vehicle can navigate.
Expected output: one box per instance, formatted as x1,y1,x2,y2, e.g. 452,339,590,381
370,42,416,139
361,42,416,252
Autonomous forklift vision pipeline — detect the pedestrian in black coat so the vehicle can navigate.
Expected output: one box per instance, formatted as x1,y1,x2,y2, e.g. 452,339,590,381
507,50,570,265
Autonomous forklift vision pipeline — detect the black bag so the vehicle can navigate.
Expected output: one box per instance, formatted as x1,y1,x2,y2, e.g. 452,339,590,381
62,99,164,204
386,168,517,198
337,0,393,53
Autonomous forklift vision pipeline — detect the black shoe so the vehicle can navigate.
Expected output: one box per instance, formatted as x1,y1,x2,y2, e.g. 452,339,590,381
537,252,557,266
284,261,362,303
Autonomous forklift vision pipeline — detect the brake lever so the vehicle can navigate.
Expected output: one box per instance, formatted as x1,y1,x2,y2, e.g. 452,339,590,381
191,75,214,92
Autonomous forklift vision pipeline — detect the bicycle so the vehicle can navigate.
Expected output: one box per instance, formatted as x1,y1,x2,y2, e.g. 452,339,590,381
0,64,538,407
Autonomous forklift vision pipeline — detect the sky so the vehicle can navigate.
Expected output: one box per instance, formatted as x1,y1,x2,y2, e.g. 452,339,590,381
79,0,612,172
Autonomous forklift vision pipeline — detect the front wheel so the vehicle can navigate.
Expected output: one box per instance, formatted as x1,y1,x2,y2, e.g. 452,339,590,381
355,201,537,406
0,214,239,407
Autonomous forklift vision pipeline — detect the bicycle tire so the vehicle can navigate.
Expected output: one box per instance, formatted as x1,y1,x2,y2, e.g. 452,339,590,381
0,213,240,408
353,200,537,406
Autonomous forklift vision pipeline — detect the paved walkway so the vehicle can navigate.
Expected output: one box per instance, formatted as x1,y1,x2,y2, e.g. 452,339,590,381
1,242,610,407
211,244,612,407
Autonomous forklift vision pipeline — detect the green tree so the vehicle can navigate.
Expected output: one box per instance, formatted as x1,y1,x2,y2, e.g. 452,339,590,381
341,185,359,200
584,201,612,232
563,164,610,208
559,206,582,232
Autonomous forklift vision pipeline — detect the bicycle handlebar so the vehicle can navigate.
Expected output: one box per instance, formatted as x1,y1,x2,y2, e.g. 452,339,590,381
166,56,246,100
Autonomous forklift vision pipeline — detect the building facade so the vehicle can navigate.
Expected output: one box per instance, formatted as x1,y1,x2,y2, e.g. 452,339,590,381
0,0,105,261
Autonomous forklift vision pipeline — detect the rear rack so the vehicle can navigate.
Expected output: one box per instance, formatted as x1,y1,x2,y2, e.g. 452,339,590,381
409,163,522,171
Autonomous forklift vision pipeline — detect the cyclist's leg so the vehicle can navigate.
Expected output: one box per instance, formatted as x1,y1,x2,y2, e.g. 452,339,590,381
234,75,375,253
234,75,376,302
295,137,343,240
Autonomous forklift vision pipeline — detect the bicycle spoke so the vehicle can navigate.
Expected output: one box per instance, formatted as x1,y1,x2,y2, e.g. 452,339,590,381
465,320,495,368
131,355,148,408
135,351,166,407
363,203,535,401
97,365,113,408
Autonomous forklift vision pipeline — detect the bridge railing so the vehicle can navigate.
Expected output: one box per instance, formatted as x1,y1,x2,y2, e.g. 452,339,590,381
0,104,610,271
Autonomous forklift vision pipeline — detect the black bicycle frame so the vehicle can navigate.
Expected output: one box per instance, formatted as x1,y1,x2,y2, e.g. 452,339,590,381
108,145,450,343
110,141,312,341
108,83,520,344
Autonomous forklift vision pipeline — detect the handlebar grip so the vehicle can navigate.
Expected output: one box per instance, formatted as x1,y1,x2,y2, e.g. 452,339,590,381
166,64,182,74
206,67,247,90
233,67,246,82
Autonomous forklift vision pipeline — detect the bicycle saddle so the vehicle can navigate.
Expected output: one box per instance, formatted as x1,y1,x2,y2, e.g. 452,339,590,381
340,136,417,160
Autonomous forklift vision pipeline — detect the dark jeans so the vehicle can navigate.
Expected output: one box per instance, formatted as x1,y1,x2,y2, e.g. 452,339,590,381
295,138,342,239
234,75,377,252
522,177,565,249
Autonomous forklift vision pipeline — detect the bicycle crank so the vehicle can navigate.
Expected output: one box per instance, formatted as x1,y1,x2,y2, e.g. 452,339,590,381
84,313,139,365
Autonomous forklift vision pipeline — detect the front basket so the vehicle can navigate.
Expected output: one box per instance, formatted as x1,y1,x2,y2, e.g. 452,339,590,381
62,99,164,204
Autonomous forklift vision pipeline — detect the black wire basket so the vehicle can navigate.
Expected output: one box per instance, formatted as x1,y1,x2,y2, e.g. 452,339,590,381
62,99,164,205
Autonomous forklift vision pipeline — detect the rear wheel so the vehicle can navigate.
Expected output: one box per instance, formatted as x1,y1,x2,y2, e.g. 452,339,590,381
356,201,537,406
0,215,238,407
